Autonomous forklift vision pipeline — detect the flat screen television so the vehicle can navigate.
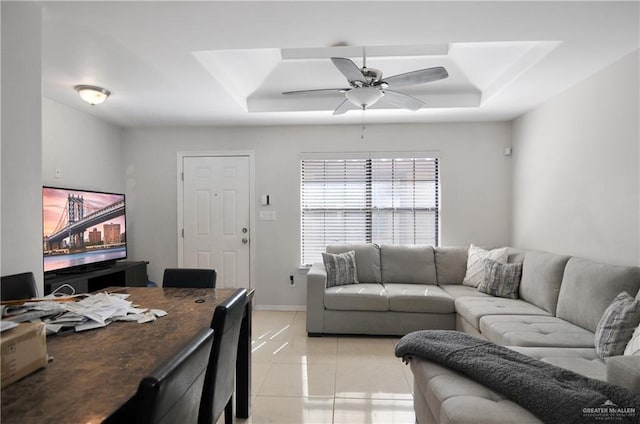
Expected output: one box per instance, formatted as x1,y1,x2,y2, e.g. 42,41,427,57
42,186,127,275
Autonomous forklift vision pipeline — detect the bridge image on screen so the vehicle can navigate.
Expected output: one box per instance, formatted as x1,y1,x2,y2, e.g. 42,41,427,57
43,187,126,273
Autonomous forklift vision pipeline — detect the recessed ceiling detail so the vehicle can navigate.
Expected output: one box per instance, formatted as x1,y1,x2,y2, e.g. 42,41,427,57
194,42,560,115
193,48,281,111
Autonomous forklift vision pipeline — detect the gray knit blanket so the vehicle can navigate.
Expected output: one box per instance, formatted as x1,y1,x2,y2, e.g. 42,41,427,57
395,330,640,424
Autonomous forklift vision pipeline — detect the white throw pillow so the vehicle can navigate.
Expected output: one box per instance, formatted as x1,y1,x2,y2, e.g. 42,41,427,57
463,244,509,287
624,323,640,356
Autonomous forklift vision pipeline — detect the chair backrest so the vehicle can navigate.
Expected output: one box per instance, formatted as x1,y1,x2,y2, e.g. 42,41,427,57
136,327,214,424
162,268,217,289
198,288,247,424
1,272,38,301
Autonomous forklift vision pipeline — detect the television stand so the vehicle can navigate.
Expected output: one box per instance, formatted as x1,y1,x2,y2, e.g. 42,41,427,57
44,261,149,295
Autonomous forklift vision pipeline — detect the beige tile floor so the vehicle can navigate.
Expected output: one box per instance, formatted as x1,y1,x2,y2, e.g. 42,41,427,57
233,310,416,424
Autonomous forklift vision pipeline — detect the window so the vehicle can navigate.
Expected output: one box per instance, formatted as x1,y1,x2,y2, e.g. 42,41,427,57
300,154,440,265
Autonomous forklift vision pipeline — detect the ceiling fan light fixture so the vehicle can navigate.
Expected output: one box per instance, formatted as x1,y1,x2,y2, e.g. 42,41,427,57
345,86,383,108
75,85,111,105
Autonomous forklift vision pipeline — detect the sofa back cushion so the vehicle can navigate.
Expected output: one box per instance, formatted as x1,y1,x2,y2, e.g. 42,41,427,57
557,257,640,332
326,243,381,283
507,248,527,264
434,246,468,285
519,251,570,314
380,244,437,284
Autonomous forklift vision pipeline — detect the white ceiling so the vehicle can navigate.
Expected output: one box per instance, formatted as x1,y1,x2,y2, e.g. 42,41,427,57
41,1,639,127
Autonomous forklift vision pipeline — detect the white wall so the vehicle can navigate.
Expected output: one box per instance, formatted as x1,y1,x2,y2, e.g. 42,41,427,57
42,98,124,192
1,2,43,293
512,50,639,266
122,122,512,307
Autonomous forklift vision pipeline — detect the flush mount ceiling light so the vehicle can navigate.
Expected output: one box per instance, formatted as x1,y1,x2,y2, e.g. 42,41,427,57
74,85,111,105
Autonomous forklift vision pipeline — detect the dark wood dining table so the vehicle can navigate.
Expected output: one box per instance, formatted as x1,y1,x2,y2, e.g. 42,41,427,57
0,286,253,423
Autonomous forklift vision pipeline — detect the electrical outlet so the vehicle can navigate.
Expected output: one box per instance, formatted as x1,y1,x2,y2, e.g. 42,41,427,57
289,275,295,287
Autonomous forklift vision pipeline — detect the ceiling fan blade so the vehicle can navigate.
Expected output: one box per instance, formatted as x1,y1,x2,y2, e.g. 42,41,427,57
381,90,425,111
282,88,348,95
331,57,366,84
382,66,448,89
332,98,353,115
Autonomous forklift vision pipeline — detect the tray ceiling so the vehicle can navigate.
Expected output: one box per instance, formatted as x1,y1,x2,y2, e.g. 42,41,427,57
40,1,639,127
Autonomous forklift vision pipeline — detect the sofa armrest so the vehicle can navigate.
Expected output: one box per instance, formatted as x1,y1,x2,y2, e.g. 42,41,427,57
606,355,640,394
306,262,327,335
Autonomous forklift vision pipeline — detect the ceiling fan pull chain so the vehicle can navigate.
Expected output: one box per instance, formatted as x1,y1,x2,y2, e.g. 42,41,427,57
361,106,366,140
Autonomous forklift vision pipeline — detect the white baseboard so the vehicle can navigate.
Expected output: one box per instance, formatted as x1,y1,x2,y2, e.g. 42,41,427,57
254,305,307,312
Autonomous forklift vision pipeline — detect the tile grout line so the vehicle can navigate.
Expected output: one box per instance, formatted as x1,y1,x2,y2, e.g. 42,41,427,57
332,336,340,423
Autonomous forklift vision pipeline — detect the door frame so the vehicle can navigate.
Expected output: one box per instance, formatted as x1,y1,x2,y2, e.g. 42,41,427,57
177,150,256,289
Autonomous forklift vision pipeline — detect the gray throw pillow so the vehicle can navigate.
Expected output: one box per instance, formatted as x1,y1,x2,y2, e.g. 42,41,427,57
477,258,522,299
322,250,359,288
595,291,640,358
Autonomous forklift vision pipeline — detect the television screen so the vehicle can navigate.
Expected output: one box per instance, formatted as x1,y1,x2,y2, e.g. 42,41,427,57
43,186,127,274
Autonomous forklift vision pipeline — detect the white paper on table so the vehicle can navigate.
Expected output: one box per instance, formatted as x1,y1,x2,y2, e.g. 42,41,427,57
137,312,157,324
0,320,19,332
46,324,61,334
62,292,133,325
114,314,142,322
24,291,168,331
112,306,147,319
48,312,86,324
75,320,110,332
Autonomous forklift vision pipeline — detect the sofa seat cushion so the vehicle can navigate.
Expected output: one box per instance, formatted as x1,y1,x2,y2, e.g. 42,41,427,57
454,297,551,330
480,315,595,348
383,284,454,313
509,347,605,381
410,357,542,424
606,356,640,394
324,283,388,311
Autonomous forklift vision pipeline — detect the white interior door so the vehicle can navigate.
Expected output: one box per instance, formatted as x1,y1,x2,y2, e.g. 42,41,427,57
182,155,251,288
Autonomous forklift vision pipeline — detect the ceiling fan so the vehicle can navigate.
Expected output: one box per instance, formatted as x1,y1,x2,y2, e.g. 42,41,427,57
282,53,449,115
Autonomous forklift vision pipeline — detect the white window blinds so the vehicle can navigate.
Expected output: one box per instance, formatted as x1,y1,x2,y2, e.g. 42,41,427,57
300,155,439,265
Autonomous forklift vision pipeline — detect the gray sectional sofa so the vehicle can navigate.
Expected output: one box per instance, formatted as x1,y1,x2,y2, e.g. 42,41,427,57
306,243,640,424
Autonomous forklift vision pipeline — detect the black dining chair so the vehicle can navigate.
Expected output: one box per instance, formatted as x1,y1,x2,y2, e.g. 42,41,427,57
162,268,217,289
135,327,214,424
198,288,248,424
1,272,38,301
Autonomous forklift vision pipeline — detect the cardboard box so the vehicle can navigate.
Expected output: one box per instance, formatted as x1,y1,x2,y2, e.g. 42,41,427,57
1,322,47,388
